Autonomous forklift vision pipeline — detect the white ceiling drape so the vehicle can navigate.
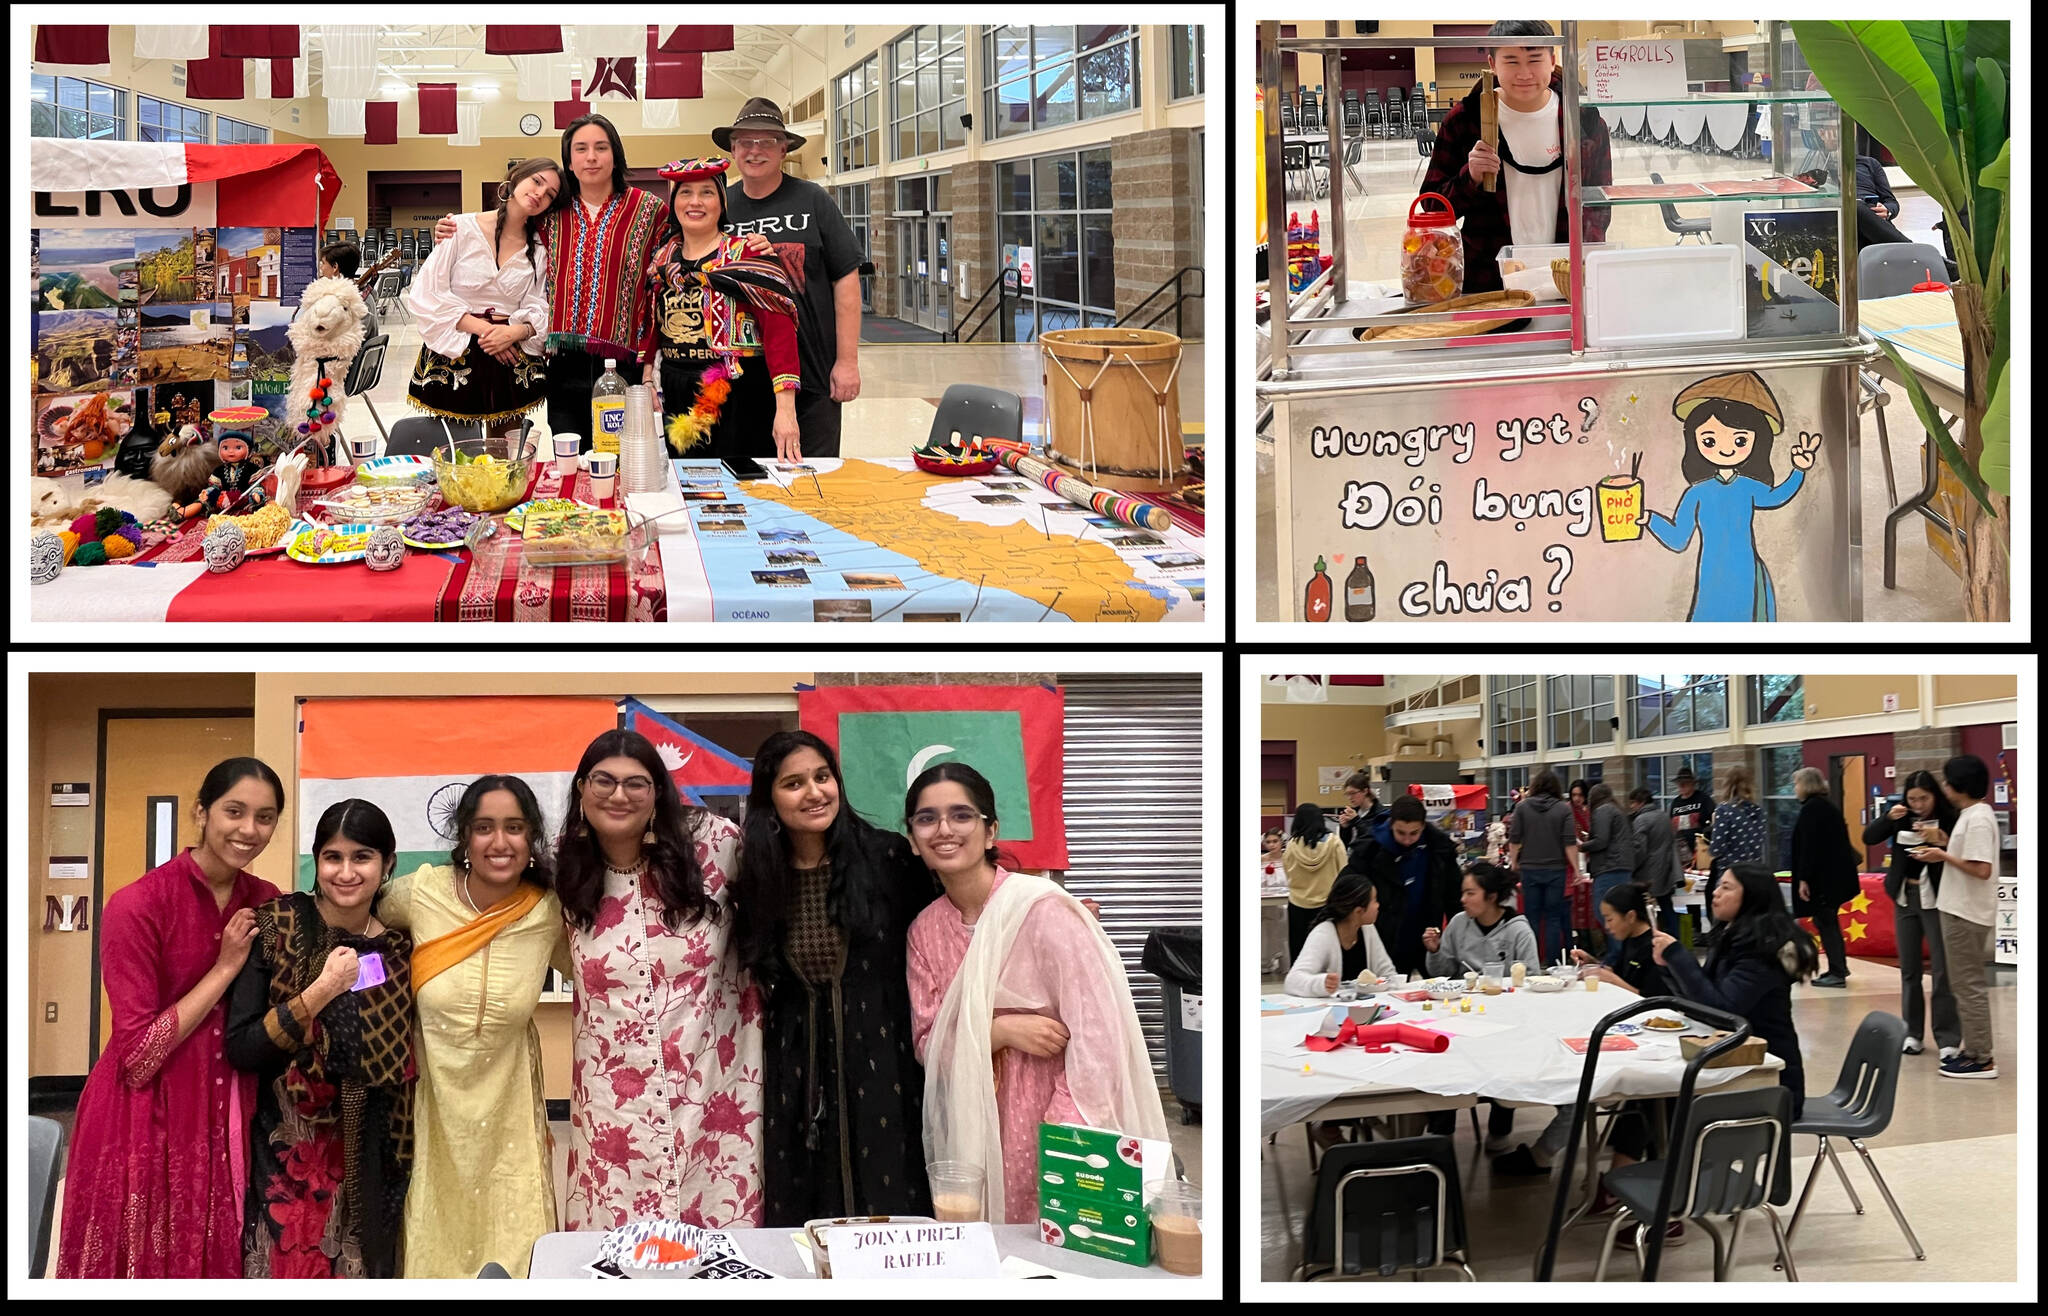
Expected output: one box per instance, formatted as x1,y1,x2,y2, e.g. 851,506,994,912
513,51,577,102
447,101,483,147
565,26,643,59
326,98,366,135
318,24,380,99
641,96,679,130
133,25,209,61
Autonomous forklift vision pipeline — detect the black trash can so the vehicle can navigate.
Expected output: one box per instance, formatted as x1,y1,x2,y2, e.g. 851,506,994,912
1141,927,1201,1124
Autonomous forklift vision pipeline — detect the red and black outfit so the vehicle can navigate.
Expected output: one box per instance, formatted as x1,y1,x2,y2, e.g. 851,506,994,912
1418,70,1613,294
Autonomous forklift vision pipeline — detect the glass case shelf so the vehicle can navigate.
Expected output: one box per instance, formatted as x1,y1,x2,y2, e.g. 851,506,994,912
1580,184,1843,206
1583,91,1837,107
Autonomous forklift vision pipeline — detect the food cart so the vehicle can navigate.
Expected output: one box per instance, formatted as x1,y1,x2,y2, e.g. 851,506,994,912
1257,21,1876,623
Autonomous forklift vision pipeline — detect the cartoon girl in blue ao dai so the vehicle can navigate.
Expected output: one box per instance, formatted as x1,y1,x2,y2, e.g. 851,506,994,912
1638,371,1821,621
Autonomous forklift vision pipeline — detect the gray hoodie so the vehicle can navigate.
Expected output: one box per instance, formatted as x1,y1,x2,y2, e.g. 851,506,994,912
1582,800,1637,875
1425,909,1543,977
1630,801,1682,897
1509,792,1578,870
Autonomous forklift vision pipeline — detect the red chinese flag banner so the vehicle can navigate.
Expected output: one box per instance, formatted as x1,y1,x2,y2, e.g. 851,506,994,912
417,82,458,135
365,101,398,145
486,25,564,55
799,685,1070,871
555,79,591,130
1797,876,1898,958
34,26,111,65
660,25,735,53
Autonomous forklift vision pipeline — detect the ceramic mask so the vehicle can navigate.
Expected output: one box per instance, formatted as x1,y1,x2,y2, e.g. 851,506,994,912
202,523,247,573
30,532,65,584
364,524,406,571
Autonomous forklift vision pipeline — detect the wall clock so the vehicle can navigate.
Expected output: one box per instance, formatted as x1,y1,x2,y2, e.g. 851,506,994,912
520,113,543,136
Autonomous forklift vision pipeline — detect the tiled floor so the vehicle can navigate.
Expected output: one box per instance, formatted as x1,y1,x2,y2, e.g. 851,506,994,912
345,314,1204,462
1257,138,1971,623
1260,957,2018,1282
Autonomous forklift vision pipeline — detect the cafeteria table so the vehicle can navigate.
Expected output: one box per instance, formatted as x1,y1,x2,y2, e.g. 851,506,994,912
528,1225,1193,1279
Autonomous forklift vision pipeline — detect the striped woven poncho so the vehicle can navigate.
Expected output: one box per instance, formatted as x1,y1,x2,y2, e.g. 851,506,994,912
539,186,670,361
641,232,802,393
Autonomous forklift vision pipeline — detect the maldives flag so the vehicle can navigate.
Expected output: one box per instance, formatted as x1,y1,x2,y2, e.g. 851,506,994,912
799,685,1069,870
295,695,618,888
621,698,755,803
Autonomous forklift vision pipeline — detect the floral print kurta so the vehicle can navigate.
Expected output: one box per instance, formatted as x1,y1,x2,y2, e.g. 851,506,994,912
565,813,764,1229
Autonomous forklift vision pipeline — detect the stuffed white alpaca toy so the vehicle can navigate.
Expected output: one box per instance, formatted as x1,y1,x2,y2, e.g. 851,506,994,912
284,276,370,464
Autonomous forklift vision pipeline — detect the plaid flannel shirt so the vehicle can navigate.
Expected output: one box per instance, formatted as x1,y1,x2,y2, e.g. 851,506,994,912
1418,70,1613,294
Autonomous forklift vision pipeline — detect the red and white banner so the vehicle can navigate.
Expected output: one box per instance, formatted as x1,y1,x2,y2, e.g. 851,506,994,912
30,139,341,229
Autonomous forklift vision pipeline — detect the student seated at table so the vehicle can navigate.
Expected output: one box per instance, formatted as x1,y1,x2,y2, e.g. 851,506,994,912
1654,862,1818,1119
1421,861,1541,978
1496,881,1674,1192
1284,873,1396,997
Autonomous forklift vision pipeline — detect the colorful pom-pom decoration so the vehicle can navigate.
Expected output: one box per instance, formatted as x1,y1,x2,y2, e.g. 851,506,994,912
102,533,138,560
69,513,99,540
58,530,81,563
297,423,311,434
319,377,333,389
94,506,125,539
71,541,109,567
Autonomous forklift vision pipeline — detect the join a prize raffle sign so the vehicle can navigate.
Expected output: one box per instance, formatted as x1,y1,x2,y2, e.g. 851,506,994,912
1281,366,1854,622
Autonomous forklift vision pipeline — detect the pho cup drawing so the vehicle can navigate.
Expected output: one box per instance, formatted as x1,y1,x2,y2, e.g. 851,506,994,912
1599,454,1645,543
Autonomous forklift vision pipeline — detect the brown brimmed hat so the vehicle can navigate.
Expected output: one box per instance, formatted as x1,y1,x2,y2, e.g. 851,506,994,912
1672,370,1784,435
713,97,805,152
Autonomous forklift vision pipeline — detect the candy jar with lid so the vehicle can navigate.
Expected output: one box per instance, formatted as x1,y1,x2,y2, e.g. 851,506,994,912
1400,193,1465,305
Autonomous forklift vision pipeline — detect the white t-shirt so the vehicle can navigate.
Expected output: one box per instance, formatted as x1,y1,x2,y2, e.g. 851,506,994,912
1284,918,1397,997
1936,800,1999,925
1495,91,1563,248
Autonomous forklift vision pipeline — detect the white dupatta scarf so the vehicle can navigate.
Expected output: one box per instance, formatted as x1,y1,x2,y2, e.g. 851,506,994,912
921,871,1169,1222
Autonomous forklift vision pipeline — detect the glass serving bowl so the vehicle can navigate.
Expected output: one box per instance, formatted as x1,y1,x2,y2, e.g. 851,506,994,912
431,435,538,512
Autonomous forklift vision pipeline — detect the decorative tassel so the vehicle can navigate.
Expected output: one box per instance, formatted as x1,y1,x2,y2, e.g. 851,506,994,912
664,362,735,454
643,826,656,846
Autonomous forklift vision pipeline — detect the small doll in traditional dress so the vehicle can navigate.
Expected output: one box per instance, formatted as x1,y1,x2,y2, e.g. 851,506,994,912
185,431,270,520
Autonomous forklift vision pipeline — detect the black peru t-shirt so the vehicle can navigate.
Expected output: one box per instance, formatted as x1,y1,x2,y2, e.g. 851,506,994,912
1669,791,1712,840
725,174,864,398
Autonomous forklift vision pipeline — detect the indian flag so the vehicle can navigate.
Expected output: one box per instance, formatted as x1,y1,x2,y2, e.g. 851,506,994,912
294,695,621,888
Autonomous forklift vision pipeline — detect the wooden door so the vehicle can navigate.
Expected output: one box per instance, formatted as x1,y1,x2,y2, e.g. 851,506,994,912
1830,753,1869,870
96,715,255,1058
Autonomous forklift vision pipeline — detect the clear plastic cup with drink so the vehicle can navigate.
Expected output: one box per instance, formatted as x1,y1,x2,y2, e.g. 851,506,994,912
928,1160,985,1222
1148,1181,1202,1275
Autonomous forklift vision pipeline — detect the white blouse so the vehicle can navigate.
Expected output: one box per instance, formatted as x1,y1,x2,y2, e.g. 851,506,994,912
403,212,550,360
1284,918,1396,997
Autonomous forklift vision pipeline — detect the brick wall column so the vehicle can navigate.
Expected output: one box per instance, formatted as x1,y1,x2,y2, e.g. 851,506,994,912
1110,126,1203,338
1892,726,1961,788
871,217,900,320
949,161,998,333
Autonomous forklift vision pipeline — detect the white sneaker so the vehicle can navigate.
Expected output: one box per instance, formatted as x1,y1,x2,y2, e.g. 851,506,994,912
1902,1038,1924,1055
1939,1045,1961,1060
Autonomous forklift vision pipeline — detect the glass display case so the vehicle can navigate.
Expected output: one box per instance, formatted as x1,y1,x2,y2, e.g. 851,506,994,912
1254,21,1879,625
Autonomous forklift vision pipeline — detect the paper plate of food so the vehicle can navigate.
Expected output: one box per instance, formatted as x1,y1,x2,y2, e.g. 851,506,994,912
400,506,488,551
354,454,436,486
285,522,376,565
505,496,592,533
316,484,432,523
598,1219,721,1274
204,502,296,555
1524,975,1568,993
1642,1015,1690,1032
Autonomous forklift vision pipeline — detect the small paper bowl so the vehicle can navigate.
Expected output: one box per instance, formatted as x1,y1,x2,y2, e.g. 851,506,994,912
1525,976,1567,993
599,1219,714,1275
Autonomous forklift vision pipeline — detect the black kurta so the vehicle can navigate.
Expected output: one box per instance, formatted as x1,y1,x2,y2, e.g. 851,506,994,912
758,831,937,1226
223,891,414,1278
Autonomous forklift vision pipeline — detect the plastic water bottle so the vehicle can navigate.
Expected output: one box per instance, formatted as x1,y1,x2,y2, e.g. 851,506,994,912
590,359,627,456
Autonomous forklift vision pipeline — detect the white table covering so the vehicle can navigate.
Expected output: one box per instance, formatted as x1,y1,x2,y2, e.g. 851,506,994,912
1261,983,1781,1134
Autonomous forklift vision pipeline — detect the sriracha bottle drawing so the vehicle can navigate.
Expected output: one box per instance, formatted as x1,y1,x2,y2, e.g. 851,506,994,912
1304,555,1333,621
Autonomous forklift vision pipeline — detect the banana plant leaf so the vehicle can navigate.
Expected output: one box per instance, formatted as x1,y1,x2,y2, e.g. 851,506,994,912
1903,21,1962,133
1980,364,2008,497
1873,337,1994,517
1791,21,1969,214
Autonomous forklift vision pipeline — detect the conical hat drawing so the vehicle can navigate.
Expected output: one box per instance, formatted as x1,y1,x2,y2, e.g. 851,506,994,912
1671,371,1784,434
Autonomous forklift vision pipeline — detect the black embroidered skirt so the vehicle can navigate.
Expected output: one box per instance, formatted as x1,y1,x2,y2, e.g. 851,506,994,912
659,350,776,459
406,327,547,426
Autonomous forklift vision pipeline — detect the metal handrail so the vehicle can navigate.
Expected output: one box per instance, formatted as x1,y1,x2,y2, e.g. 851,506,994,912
1119,265,1205,336
946,268,1011,344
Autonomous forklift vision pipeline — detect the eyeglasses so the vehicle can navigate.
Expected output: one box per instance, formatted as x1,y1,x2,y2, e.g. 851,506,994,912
910,806,989,831
731,135,785,151
587,771,655,799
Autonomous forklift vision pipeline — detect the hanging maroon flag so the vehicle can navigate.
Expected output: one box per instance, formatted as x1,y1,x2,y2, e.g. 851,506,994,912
555,79,590,130
270,58,295,99
659,25,734,53
417,82,458,134
365,101,399,145
486,25,563,55
216,24,298,59
186,56,245,101
33,25,111,65
586,59,638,101
645,44,703,100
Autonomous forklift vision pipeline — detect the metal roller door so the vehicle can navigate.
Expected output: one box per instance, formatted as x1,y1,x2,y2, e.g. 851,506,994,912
1056,673,1206,1083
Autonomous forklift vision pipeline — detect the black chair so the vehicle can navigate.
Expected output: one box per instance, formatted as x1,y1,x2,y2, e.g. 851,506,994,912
372,269,407,323
1783,1011,1925,1264
1650,171,1714,244
1411,121,1438,185
1386,96,1408,138
1279,99,1298,134
923,383,1022,451
1297,1134,1475,1280
1343,89,1363,133
29,1115,64,1279
345,333,391,443
384,414,534,461
1300,87,1321,133
1364,89,1385,139
477,1261,512,1278
1595,1084,1798,1282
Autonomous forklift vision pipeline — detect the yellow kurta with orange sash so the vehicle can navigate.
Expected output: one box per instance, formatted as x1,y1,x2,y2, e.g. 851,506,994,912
376,865,570,1278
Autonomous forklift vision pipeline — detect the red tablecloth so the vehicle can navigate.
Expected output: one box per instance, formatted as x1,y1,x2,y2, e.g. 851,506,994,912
131,465,664,622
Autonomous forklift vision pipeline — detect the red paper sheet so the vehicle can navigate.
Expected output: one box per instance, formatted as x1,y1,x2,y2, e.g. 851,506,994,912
1700,176,1816,195
1594,182,1710,200
164,553,460,622
1562,1035,1640,1054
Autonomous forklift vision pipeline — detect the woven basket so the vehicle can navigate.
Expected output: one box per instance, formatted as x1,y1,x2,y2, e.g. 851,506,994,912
1355,289,1535,342
1551,258,1575,298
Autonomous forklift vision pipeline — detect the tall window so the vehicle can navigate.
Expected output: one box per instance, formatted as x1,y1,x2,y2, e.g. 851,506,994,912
1629,674,1729,738
1759,745,1804,868
1489,675,1539,756
984,25,1139,140
834,56,880,172
1638,752,1715,820
137,94,209,144
1171,24,1205,99
1490,766,1529,812
1546,675,1615,749
216,116,269,145
995,148,1115,340
890,24,966,159
31,74,126,139
1746,675,1804,724
834,183,872,312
